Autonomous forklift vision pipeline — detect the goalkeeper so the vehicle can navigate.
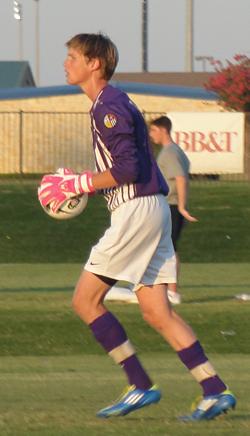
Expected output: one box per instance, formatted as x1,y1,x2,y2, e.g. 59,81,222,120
38,33,236,421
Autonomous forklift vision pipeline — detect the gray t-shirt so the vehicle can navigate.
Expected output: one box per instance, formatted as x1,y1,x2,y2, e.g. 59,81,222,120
157,142,190,205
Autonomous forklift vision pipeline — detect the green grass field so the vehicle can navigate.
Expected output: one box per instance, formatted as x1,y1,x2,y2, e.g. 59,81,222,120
1,263,250,435
1,354,249,436
0,179,250,263
0,180,250,434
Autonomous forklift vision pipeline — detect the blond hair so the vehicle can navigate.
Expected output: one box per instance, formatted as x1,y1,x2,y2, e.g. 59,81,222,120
66,33,119,80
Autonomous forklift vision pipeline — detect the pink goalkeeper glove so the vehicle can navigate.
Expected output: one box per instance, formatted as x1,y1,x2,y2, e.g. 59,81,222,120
38,168,94,213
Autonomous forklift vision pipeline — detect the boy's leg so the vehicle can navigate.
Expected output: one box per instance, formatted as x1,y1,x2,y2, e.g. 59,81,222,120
137,283,196,350
167,253,181,304
137,283,236,419
167,205,183,304
72,270,160,416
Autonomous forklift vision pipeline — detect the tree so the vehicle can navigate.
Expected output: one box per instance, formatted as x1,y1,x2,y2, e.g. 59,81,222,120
205,55,250,112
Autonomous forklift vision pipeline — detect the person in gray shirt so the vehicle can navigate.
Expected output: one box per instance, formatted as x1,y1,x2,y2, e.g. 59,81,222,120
149,116,198,304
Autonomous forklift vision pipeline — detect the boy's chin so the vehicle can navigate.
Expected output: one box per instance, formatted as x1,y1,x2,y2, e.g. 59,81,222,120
65,76,76,85
66,76,83,87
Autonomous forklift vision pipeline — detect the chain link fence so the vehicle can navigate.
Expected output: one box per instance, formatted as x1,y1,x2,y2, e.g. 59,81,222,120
0,111,94,174
0,110,249,181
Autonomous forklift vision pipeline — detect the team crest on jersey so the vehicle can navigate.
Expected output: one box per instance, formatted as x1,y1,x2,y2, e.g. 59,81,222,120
104,113,117,128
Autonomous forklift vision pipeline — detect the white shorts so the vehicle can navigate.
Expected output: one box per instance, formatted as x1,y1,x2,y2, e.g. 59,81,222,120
85,194,176,289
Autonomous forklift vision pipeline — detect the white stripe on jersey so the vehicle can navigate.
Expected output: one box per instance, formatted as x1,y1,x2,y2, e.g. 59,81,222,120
106,182,136,212
96,134,113,168
128,183,135,199
92,118,137,212
95,146,108,172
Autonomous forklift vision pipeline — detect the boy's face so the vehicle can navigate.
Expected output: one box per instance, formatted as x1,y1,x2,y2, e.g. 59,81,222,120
64,47,92,86
149,125,166,145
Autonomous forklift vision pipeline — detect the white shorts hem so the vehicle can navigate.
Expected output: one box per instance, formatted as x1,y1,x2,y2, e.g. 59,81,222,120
134,277,176,292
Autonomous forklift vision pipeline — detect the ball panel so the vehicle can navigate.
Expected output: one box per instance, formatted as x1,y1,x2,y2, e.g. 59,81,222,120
42,194,88,220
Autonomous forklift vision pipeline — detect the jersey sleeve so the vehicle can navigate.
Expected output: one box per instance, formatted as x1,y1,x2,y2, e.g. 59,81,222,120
93,102,140,185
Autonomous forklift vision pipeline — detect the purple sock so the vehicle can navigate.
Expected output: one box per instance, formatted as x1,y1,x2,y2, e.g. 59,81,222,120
89,312,152,390
178,340,207,369
178,341,226,396
201,376,227,396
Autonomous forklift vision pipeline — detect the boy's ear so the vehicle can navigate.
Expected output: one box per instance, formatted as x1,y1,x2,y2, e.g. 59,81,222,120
88,57,101,72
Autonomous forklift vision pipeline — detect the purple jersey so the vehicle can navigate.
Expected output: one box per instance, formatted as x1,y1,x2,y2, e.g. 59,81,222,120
90,85,168,211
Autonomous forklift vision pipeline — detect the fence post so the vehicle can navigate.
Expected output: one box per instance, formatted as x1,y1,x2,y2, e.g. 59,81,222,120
245,113,250,180
19,110,23,174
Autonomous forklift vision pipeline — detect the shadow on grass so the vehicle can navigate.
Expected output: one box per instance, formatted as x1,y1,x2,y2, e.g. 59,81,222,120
122,415,173,422
228,413,250,421
185,295,234,304
0,287,74,292
119,412,250,422
183,284,250,289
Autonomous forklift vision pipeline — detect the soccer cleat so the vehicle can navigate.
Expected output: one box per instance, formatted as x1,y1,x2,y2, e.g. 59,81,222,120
167,290,181,305
179,389,236,421
96,384,161,418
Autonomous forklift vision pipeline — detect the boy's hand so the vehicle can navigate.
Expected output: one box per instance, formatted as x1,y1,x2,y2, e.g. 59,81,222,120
178,207,198,223
38,168,94,212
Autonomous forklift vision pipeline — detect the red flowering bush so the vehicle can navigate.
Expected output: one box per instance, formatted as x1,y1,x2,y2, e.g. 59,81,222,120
204,55,250,112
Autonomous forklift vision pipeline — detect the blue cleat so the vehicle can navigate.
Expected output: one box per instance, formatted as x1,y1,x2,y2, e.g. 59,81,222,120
96,384,161,418
179,389,236,421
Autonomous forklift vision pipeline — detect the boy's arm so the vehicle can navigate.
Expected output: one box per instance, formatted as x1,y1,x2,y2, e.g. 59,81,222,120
94,103,140,185
92,169,119,190
175,175,198,222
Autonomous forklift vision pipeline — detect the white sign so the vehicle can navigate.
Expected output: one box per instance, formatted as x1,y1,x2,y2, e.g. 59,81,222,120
168,112,244,173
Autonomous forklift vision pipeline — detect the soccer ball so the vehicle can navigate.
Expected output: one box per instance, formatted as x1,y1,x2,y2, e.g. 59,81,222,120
41,194,88,220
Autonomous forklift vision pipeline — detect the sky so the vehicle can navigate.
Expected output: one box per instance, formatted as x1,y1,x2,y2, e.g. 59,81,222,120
0,0,250,87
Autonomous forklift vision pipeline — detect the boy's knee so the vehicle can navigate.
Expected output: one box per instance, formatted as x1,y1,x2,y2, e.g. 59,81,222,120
142,308,160,329
72,292,82,315
142,307,172,332
72,287,101,324
72,289,89,316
